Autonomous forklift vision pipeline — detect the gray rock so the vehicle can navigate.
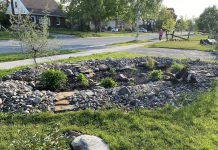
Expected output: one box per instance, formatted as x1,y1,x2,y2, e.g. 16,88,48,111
65,69,74,76
32,96,42,105
119,74,128,81
71,135,109,150
99,64,109,71
118,87,131,96
0,98,2,105
165,90,174,98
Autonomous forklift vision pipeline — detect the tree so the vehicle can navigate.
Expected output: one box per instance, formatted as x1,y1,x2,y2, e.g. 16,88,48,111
156,7,176,32
67,0,110,32
0,0,7,28
197,5,218,33
176,16,187,34
10,14,50,67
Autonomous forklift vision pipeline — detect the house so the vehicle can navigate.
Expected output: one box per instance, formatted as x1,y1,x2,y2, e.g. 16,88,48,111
5,0,65,28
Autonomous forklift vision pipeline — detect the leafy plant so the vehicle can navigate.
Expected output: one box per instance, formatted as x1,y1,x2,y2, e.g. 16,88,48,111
145,57,156,70
8,125,67,150
170,62,185,73
76,73,89,87
100,78,117,88
149,70,163,81
40,69,67,91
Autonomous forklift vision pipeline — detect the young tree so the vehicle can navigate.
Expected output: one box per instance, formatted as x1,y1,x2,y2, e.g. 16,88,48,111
10,14,50,67
156,7,176,32
0,0,7,28
176,16,187,34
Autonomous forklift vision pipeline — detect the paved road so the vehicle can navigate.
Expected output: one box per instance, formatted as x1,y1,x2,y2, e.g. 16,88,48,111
0,33,157,54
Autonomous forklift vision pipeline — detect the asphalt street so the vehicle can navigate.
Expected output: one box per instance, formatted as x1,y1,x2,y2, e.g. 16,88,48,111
0,33,158,54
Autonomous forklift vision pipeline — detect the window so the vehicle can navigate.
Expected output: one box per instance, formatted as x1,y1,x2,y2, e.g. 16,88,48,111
39,16,51,26
56,18,60,26
31,16,36,23
15,2,18,8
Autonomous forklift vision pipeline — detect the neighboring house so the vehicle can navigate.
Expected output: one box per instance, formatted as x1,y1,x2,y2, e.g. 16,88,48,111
5,0,65,28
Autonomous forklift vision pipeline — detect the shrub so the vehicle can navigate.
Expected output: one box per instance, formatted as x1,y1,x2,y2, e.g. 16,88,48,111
76,73,89,87
145,57,155,69
40,69,67,91
100,78,117,88
149,70,163,81
170,62,185,73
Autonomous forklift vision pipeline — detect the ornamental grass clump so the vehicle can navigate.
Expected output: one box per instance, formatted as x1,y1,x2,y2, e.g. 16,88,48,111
100,78,117,88
76,73,89,87
40,69,67,91
149,70,163,81
170,62,185,73
145,57,156,70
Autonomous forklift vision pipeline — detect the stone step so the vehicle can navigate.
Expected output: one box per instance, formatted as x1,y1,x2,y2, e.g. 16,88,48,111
55,91,74,100
55,99,70,106
54,105,76,112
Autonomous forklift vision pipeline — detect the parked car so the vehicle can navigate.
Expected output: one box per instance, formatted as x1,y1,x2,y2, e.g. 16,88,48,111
111,28,119,32
139,28,148,33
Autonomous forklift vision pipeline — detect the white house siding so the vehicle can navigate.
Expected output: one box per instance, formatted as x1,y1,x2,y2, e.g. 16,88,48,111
6,0,29,14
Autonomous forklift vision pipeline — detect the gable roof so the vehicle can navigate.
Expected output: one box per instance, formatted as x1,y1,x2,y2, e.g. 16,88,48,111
21,0,65,17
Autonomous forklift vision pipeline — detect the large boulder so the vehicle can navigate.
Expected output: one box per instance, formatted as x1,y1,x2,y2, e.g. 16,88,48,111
71,135,109,150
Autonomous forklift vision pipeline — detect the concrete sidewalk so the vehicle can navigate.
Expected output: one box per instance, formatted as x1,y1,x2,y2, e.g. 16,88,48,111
0,43,150,69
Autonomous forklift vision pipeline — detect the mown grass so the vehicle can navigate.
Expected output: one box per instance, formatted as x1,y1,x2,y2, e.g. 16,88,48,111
149,34,214,51
0,50,81,63
0,81,217,149
107,40,151,46
49,28,137,38
60,52,143,63
0,31,11,40
0,52,143,78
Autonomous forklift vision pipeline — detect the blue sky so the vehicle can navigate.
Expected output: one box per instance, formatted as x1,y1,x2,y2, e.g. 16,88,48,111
163,0,218,19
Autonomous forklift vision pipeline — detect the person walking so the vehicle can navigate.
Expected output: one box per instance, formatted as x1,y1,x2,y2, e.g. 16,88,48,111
159,29,164,40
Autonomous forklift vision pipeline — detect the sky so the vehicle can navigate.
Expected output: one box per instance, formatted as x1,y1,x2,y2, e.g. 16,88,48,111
163,0,218,19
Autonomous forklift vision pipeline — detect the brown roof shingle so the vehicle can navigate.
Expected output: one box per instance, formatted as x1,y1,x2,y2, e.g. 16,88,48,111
21,0,65,17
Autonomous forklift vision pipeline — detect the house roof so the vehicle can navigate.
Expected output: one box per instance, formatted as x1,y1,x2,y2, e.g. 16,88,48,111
21,0,65,17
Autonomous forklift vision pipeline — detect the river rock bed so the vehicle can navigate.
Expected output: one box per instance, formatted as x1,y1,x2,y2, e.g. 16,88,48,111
0,57,218,113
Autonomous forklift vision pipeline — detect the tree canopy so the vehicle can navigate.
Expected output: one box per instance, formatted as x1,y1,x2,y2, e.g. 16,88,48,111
197,5,218,33
66,0,163,32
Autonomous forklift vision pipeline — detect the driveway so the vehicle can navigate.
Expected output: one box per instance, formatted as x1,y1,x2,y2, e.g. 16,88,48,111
0,33,157,54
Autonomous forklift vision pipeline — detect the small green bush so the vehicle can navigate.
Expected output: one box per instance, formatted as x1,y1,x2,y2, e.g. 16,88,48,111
76,73,89,87
170,62,185,73
100,78,117,88
40,69,67,91
145,57,155,69
149,70,163,81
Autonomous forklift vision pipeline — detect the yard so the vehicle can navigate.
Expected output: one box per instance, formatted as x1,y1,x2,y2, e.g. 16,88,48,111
0,50,81,63
149,34,214,51
0,31,11,40
0,52,217,149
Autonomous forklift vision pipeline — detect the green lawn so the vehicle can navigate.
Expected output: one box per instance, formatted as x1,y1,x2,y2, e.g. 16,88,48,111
0,50,81,63
149,34,214,51
0,31,12,40
0,52,217,149
49,28,137,38
107,40,151,46
0,80,217,149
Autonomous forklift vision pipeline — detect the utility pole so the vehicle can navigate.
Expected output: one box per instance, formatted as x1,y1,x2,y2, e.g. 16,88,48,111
135,0,140,41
